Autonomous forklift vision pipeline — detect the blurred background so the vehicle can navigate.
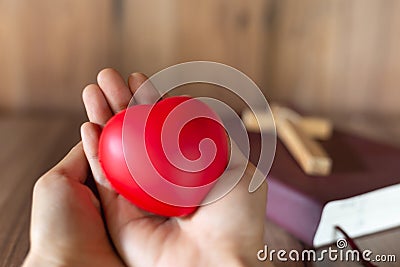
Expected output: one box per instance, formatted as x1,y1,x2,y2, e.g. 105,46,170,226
1,0,399,118
1,1,400,266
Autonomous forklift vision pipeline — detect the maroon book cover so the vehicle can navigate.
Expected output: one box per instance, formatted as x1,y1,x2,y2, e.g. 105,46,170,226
249,130,400,247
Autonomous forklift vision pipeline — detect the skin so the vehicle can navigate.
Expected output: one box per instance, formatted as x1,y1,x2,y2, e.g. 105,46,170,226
23,69,273,267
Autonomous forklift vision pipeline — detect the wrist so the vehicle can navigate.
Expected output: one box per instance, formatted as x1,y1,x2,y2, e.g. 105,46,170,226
23,251,67,267
23,247,127,267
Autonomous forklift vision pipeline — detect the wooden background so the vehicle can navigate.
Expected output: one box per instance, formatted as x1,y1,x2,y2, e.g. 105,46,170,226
1,0,399,116
1,1,400,266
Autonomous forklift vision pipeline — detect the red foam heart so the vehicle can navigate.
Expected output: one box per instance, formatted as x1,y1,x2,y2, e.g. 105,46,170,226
99,96,229,217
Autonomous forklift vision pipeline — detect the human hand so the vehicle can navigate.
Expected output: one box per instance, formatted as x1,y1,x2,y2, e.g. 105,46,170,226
23,142,126,267
81,68,272,267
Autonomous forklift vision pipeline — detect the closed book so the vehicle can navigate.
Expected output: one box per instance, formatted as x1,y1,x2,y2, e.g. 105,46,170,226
248,130,400,247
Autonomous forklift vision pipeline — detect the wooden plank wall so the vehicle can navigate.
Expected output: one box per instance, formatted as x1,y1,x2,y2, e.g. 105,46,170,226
0,0,116,113
0,0,399,116
264,0,400,115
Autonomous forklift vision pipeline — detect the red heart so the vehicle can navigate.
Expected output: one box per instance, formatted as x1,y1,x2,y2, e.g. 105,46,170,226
99,96,229,216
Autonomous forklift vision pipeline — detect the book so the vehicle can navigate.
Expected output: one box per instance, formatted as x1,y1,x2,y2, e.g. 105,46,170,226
248,130,400,247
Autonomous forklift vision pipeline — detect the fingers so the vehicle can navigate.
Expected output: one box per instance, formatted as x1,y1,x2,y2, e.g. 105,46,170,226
83,69,161,128
128,72,161,105
80,122,152,251
82,84,114,125
97,68,133,113
80,122,117,201
127,72,148,94
49,142,89,184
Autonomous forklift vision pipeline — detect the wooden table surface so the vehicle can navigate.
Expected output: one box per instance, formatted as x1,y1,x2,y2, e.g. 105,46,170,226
0,113,399,267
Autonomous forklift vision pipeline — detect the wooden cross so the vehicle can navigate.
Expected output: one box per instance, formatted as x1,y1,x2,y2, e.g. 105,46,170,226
242,104,333,176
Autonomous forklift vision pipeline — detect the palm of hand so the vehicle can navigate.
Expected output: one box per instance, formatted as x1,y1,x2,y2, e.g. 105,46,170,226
79,69,268,267
100,164,266,267
22,69,266,267
25,69,269,267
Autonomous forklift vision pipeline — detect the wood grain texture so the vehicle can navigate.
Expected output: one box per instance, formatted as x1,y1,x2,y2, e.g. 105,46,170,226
0,115,82,267
264,0,400,116
1,2,399,265
273,115,332,176
0,0,115,113
0,114,399,266
1,0,399,116
177,0,268,112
